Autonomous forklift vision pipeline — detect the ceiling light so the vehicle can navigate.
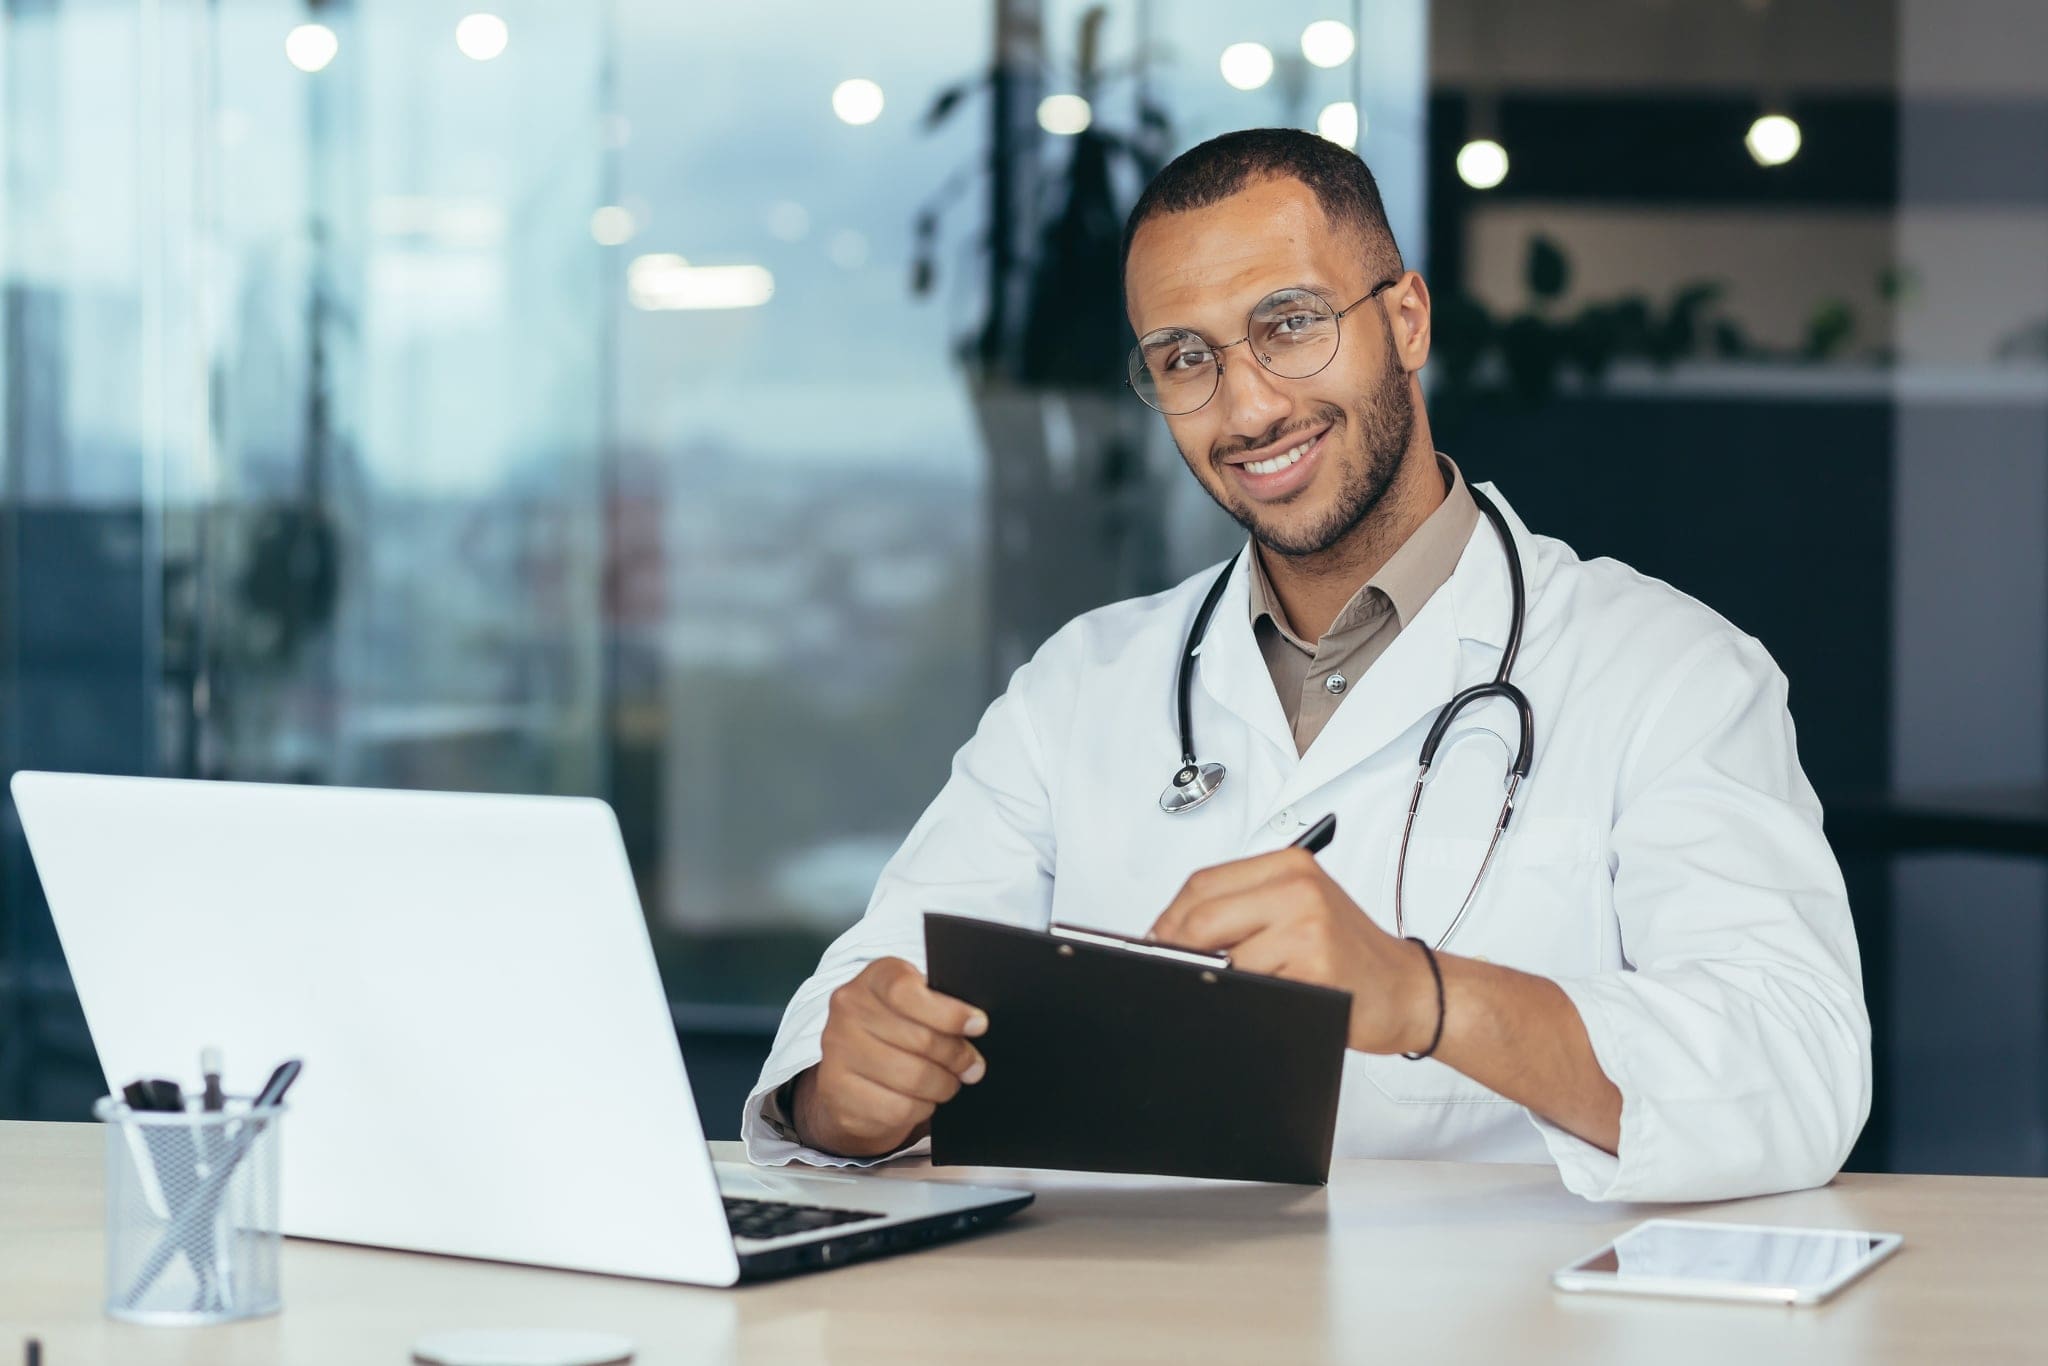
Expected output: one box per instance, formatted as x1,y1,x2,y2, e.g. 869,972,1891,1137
628,255,775,311
1037,94,1092,136
1301,20,1356,68
1456,138,1509,190
1745,113,1802,167
589,206,635,247
1317,101,1361,149
284,24,339,72
832,79,885,126
1219,42,1275,92
455,13,508,61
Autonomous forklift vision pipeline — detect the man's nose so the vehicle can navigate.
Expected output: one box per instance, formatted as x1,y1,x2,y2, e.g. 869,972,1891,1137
1213,347,1292,443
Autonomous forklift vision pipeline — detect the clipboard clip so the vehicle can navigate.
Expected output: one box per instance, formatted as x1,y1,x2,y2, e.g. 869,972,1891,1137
1049,923,1232,971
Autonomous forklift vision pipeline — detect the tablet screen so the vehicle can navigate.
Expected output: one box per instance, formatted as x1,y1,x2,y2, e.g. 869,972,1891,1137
1568,1220,1889,1292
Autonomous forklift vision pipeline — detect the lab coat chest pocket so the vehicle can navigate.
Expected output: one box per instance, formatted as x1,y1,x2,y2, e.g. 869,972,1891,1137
1359,814,1606,1106
1396,815,1606,975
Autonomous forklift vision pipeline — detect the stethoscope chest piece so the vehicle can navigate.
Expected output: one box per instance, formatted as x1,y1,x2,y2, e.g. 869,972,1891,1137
1159,762,1227,814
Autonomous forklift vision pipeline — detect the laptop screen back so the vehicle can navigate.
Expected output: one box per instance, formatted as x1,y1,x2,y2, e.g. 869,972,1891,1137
13,771,740,1286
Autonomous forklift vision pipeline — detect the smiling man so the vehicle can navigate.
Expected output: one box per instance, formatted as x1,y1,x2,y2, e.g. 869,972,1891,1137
742,128,1871,1202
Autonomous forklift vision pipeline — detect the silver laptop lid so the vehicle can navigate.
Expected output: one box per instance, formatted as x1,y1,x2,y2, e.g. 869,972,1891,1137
13,771,742,1286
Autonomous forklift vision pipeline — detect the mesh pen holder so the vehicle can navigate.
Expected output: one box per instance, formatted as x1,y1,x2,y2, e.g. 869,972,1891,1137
93,1094,285,1325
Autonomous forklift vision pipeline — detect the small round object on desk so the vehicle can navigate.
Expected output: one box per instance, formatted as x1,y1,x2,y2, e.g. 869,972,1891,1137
412,1329,635,1366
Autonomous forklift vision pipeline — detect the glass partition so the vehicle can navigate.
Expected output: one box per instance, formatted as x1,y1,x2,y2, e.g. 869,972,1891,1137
1,0,611,1116
609,0,1426,1006
1,0,1426,1119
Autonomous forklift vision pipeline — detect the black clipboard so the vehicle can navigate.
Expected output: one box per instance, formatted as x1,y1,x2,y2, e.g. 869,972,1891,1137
924,912,1351,1185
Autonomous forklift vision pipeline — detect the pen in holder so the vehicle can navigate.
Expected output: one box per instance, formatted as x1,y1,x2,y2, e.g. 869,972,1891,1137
93,1093,285,1324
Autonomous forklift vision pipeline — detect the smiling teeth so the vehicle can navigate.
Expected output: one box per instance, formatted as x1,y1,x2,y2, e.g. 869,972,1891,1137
1242,442,1309,476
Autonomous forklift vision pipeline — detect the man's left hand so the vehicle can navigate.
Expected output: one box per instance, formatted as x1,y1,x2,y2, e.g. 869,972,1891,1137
1147,848,1436,1055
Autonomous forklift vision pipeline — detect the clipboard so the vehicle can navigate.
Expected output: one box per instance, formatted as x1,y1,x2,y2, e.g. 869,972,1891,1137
924,912,1351,1185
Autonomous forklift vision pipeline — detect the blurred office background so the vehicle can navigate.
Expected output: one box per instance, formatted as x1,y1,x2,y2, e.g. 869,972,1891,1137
1,0,2041,1175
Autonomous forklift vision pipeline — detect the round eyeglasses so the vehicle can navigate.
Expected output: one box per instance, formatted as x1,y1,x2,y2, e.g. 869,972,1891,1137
1126,278,1400,415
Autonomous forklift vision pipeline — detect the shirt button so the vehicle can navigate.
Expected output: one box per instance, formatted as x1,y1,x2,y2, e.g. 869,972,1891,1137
1272,809,1293,830
1324,673,1348,695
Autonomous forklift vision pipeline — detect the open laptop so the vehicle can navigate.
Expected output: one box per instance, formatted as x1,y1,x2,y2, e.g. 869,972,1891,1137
11,771,1031,1285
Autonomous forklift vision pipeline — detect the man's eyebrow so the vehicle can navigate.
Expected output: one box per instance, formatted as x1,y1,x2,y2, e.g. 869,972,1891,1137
1279,279,1346,303
1140,280,1352,337
1135,316,1205,343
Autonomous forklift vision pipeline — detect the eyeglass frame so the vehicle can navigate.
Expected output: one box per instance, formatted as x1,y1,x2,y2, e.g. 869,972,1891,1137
1125,275,1404,415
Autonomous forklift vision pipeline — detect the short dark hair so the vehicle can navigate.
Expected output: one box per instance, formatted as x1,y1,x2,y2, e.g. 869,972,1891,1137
1121,128,1405,289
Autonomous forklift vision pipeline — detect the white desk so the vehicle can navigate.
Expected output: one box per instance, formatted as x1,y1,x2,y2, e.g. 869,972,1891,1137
1,1122,2043,1364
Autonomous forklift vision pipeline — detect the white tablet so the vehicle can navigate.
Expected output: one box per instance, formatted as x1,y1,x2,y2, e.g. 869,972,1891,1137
1552,1218,1902,1305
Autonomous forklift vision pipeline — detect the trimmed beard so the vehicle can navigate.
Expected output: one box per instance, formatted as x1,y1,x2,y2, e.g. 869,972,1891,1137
1190,317,1415,560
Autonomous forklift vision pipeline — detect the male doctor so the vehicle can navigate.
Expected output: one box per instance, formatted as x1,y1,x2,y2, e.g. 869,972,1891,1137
743,128,1871,1202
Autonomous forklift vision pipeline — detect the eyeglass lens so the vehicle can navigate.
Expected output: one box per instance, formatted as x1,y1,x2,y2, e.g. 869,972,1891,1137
1128,287,1346,415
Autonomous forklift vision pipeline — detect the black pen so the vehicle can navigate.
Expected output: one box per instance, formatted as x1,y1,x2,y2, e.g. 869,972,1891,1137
1090,815,1340,969
198,1048,228,1217
201,1048,225,1113
225,1058,301,1160
252,1059,303,1110
1291,812,1337,854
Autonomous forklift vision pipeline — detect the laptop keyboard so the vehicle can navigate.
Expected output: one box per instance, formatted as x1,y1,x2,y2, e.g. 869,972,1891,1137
723,1195,885,1242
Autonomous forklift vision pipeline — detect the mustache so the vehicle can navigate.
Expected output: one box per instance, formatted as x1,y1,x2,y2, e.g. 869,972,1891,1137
1209,404,1346,465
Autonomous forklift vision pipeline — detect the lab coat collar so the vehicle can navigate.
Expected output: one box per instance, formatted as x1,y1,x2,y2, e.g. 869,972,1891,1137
1196,481,1539,810
1449,479,1531,655
1189,552,1299,763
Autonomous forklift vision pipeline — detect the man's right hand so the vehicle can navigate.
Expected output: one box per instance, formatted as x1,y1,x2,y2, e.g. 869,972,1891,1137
790,957,988,1158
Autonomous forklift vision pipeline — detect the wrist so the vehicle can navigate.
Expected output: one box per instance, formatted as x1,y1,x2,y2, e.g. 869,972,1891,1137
1397,939,1446,1059
788,1066,826,1147
790,1065,919,1159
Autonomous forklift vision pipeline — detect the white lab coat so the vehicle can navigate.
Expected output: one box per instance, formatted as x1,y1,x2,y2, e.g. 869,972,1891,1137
742,483,1872,1203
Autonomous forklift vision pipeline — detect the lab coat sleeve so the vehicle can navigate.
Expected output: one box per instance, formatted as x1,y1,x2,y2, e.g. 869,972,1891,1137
739,642,1062,1167
1529,633,1873,1202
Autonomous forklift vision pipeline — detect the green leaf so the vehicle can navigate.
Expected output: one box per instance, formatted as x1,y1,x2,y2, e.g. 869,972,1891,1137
1433,292,1495,391
1526,235,1570,301
1802,299,1856,359
1711,319,1750,359
921,76,984,131
1500,315,1559,403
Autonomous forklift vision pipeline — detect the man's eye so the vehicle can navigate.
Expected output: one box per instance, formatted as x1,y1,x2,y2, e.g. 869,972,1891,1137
1164,349,1213,372
1272,313,1319,336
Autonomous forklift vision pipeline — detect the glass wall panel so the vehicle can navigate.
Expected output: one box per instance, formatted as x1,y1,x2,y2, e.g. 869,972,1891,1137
0,0,610,1116
611,0,1427,1008
3,0,167,1118
187,1,608,794
0,0,1426,1124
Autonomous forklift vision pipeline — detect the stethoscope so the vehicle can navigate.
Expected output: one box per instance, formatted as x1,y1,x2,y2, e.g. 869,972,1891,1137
1159,486,1534,950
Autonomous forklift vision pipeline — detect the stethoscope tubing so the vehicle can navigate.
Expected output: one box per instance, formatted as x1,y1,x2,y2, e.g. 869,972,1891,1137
1162,485,1535,952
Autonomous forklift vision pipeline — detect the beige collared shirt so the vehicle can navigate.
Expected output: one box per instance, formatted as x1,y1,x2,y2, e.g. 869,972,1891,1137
1249,455,1479,755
